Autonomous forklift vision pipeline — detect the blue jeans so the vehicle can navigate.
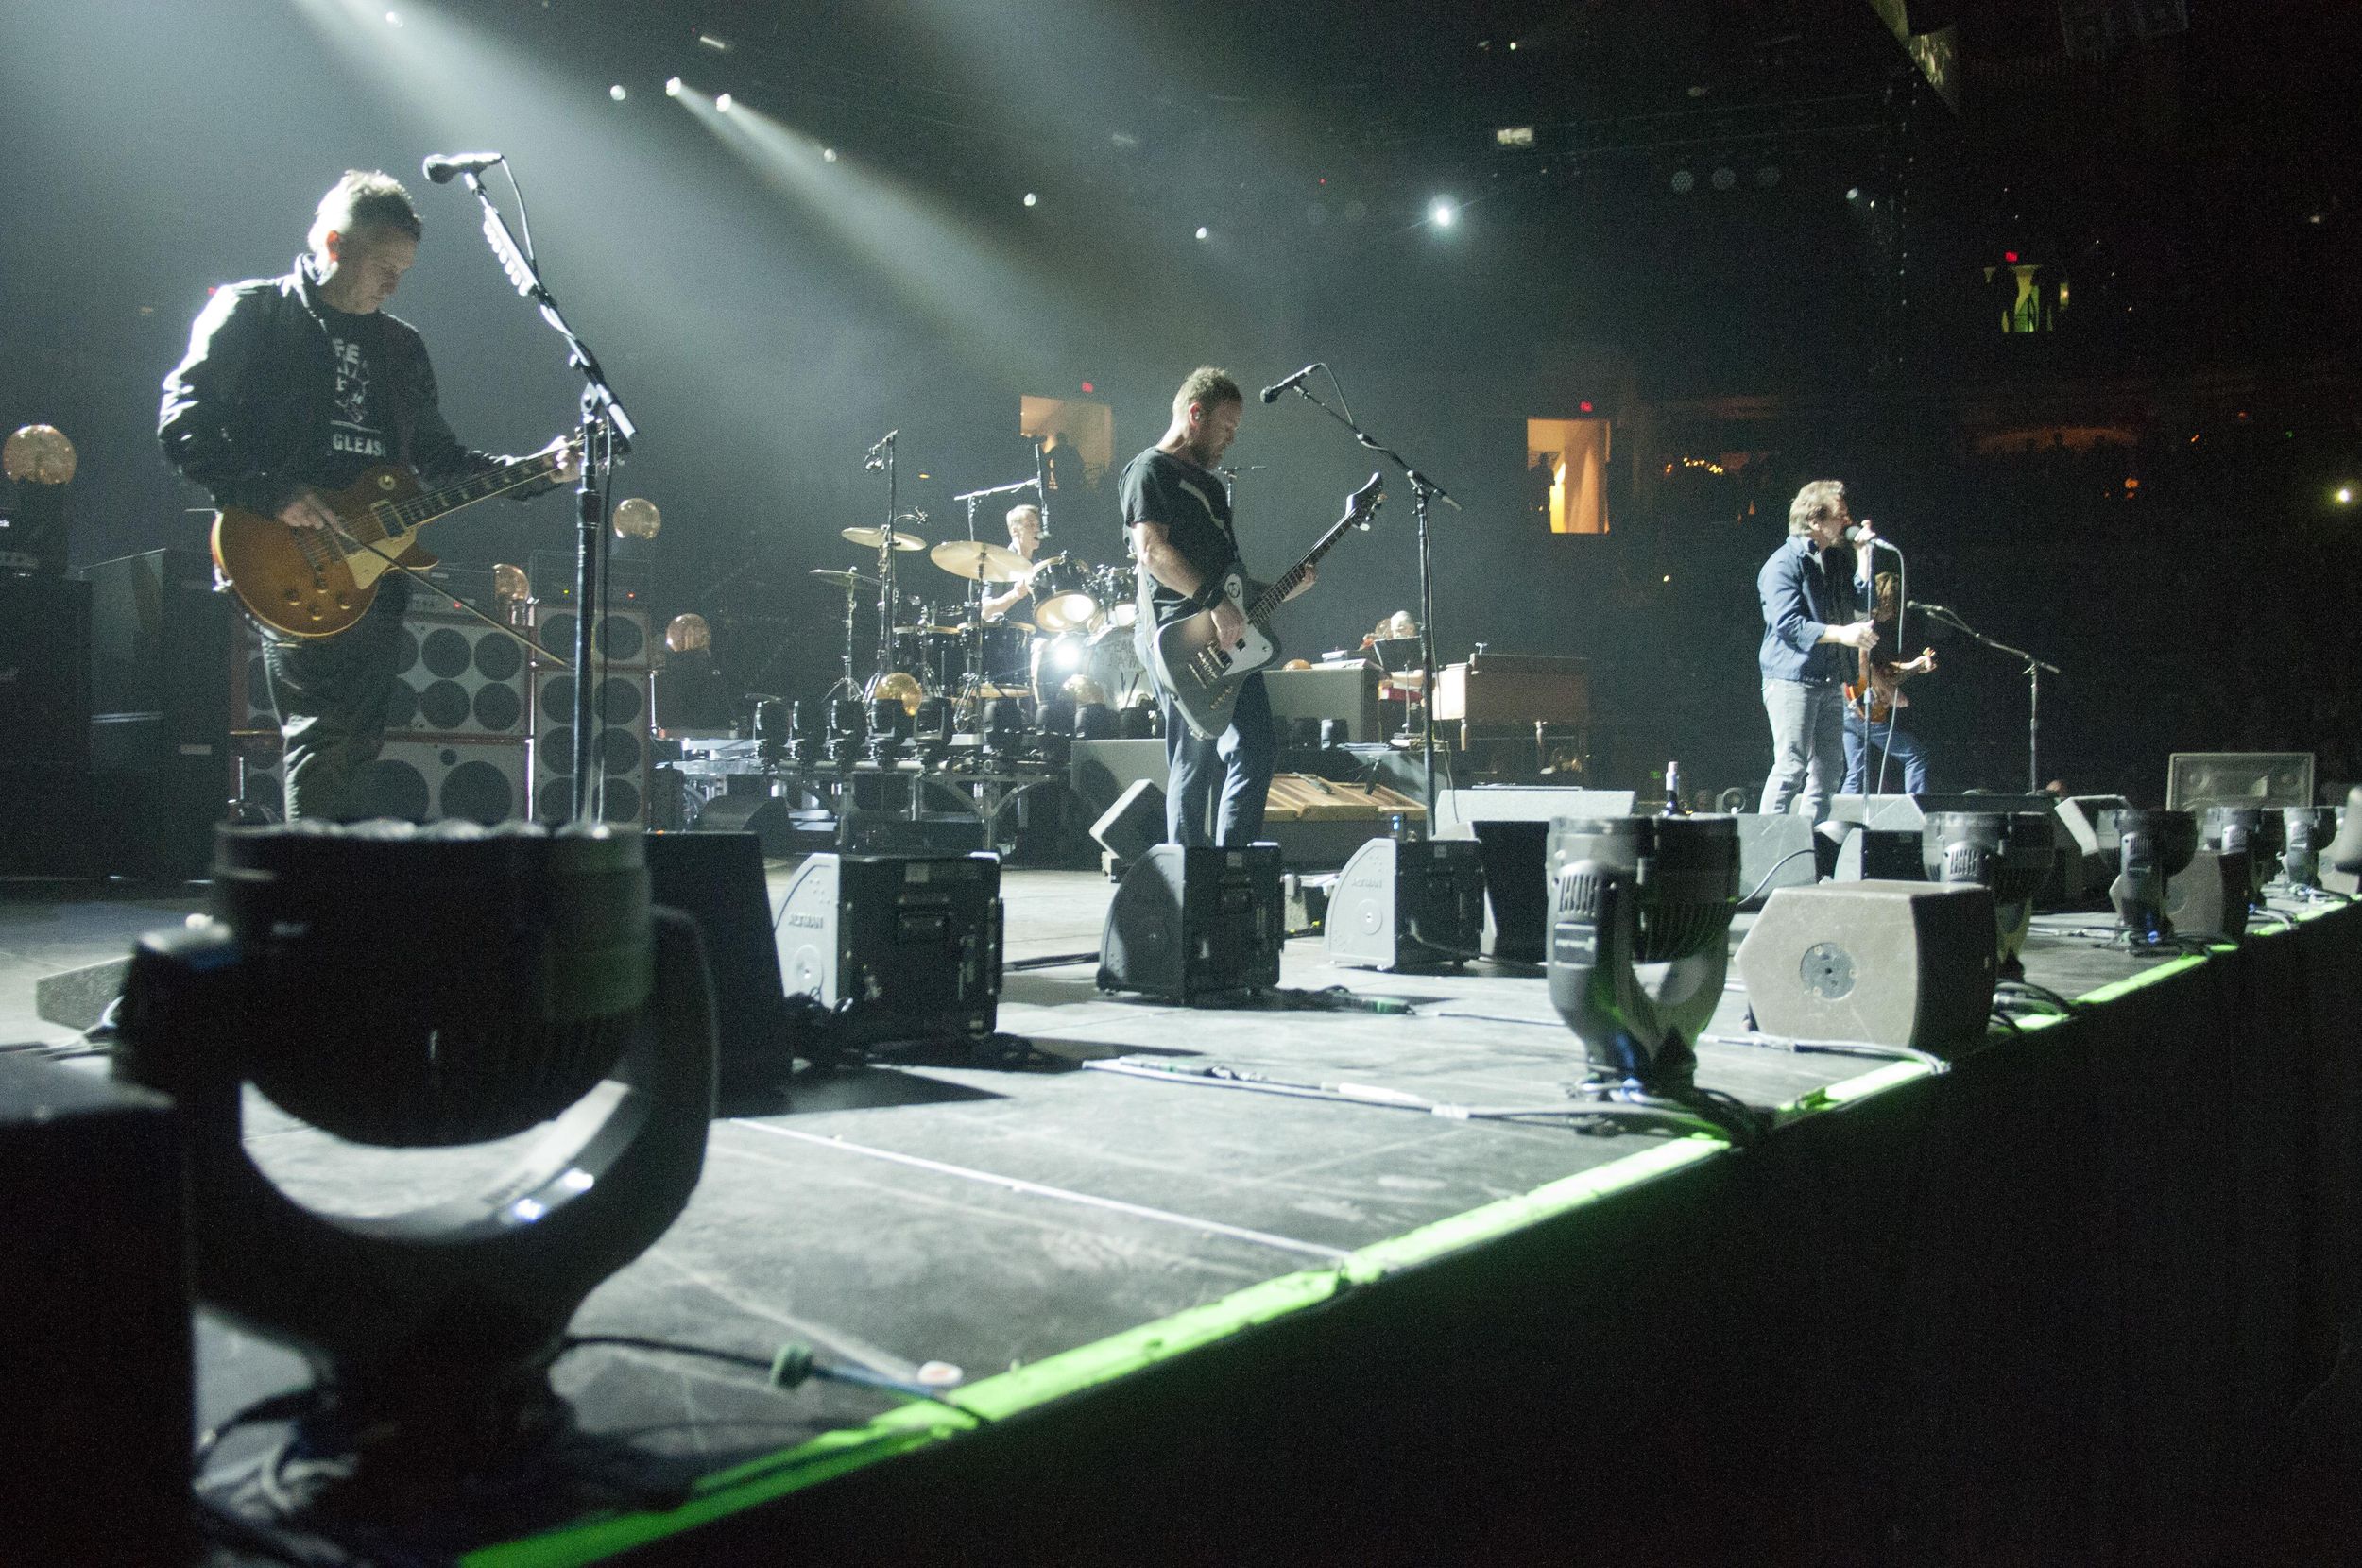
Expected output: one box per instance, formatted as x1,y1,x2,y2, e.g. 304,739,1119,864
1842,708,1930,794
1760,678,1846,822
1160,671,1275,847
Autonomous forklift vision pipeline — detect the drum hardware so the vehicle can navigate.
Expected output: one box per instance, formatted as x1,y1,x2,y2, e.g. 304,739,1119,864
812,567,881,702
1026,553,1100,633
840,525,928,552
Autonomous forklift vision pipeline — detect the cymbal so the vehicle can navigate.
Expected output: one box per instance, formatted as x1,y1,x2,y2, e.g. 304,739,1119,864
930,538,1029,583
893,623,962,636
843,525,927,551
809,568,880,590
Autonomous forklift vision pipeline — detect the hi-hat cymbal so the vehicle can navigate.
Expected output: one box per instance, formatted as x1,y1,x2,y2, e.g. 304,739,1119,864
930,538,1029,583
843,525,927,551
809,568,880,590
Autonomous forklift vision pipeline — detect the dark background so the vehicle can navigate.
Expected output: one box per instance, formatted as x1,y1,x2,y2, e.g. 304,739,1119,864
5,0,2356,802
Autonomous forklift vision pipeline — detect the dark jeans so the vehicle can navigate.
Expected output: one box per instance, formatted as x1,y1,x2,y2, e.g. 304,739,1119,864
1842,707,1931,793
1159,671,1275,847
261,585,407,822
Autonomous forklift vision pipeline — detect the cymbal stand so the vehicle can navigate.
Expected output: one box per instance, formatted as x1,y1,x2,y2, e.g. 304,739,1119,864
825,572,865,701
864,429,899,691
949,475,1040,727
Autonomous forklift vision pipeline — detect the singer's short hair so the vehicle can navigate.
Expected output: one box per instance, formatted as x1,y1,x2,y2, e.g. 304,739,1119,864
1172,366,1243,419
1788,479,1848,536
308,170,423,259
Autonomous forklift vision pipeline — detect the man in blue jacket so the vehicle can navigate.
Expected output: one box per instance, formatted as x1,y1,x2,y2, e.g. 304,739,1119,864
1757,479,1877,821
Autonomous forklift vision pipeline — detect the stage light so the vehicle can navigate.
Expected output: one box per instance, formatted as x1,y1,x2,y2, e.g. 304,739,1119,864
1846,186,1861,200
1429,197,1457,227
1495,126,1535,147
2335,486,2353,505
822,146,838,162
2110,809,2199,940
1194,225,1209,240
1023,191,1038,207
697,32,731,51
664,76,682,96
608,84,626,101
611,497,661,539
1670,170,1695,194
385,10,402,26
1080,382,1094,393
714,92,732,112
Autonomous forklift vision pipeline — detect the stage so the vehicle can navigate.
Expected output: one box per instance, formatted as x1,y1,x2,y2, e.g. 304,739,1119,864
6,856,2359,1565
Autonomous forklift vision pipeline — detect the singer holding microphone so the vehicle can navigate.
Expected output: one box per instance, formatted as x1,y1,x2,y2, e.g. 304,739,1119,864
158,168,576,820
1755,479,1877,822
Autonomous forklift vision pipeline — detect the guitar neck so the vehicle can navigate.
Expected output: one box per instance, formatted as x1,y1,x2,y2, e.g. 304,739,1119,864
379,452,563,535
1247,516,1355,622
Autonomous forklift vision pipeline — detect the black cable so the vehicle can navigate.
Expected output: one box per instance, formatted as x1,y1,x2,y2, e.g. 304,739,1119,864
1739,845,1817,905
1004,950,1103,970
561,1333,969,1407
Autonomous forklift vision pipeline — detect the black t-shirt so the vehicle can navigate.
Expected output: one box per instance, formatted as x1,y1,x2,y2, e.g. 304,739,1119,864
317,304,392,490
1120,447,1237,625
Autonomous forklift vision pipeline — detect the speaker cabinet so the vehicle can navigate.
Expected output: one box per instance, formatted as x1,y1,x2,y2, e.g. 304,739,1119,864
84,548,225,756
2165,846,2251,940
776,853,1002,1047
529,605,652,826
386,609,530,738
3,575,92,767
0,1054,191,1565
1090,778,1168,871
1737,880,1997,1056
1098,844,1283,1002
1732,811,1817,909
1834,826,1927,881
1326,836,1486,971
351,735,529,825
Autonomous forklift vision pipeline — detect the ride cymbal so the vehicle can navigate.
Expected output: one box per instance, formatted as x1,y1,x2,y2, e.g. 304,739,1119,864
809,568,881,590
929,538,1029,582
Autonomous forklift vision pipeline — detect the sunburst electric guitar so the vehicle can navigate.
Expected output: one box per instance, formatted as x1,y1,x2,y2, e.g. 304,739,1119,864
212,449,571,639
1150,472,1385,741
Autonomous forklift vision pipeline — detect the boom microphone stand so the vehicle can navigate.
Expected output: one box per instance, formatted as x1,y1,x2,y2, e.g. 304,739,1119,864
451,162,636,823
1270,368,1462,821
1912,602,2061,794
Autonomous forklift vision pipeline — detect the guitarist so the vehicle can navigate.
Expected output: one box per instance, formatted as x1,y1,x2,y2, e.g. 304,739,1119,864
158,170,575,821
1124,366,1313,847
1841,570,1936,793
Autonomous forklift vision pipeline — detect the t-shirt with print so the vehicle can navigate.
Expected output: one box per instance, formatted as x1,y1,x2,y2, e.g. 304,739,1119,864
317,303,392,490
1119,447,1238,627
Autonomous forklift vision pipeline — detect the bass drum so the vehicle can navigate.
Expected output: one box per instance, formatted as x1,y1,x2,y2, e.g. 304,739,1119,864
888,628,965,692
1027,554,1101,634
1033,625,1148,708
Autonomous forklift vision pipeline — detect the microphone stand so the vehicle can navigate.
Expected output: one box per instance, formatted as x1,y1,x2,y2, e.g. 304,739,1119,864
866,432,899,694
1273,371,1462,824
1916,604,2060,794
456,165,636,824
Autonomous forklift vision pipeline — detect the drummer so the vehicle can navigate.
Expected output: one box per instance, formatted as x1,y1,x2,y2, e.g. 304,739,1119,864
979,502,1045,622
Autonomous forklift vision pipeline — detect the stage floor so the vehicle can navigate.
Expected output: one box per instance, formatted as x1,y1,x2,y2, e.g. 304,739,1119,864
0,861,2310,1561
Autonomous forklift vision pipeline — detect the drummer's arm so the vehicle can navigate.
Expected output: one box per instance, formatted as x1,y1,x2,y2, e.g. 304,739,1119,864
979,560,1033,622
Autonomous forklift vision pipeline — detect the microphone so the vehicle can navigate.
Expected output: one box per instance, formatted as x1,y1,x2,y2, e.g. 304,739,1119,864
1907,600,1953,616
1843,523,1888,545
1258,363,1321,403
421,151,505,183
863,429,898,471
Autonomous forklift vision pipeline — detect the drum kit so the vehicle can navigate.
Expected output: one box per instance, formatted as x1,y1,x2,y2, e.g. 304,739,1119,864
815,510,1147,724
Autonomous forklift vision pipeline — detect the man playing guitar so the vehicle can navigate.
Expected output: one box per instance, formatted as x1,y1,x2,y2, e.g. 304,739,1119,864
158,169,576,821
1125,366,1313,847
1842,567,1937,793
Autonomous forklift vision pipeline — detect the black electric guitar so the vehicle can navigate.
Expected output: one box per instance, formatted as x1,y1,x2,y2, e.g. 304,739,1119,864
1150,472,1384,741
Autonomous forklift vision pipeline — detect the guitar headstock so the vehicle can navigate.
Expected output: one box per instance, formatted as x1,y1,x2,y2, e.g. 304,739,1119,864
1344,471,1385,529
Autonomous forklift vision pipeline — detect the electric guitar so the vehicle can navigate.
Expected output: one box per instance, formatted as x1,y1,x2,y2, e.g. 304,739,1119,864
1150,472,1384,741
212,448,572,639
1845,645,1936,724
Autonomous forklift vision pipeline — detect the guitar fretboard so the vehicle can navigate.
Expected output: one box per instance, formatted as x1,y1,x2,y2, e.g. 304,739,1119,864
356,453,565,544
1248,503,1370,622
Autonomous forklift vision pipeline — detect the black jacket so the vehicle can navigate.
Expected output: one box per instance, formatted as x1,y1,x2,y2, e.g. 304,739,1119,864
157,255,502,517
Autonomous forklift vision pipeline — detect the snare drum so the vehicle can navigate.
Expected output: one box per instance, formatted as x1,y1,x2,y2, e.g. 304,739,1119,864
1026,554,1101,633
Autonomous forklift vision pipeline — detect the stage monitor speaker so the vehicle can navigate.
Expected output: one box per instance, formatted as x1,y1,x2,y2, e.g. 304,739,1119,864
1325,836,1486,971
2044,793,2131,910
777,853,1002,1047
1090,777,1167,871
691,792,798,858
2165,751,2313,813
1733,812,1817,909
1737,880,1996,1057
351,735,528,826
1,574,91,767
1832,793,2058,830
1098,843,1283,1003
0,1053,191,1566
646,830,796,1084
2165,847,2251,941
1834,826,1927,881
